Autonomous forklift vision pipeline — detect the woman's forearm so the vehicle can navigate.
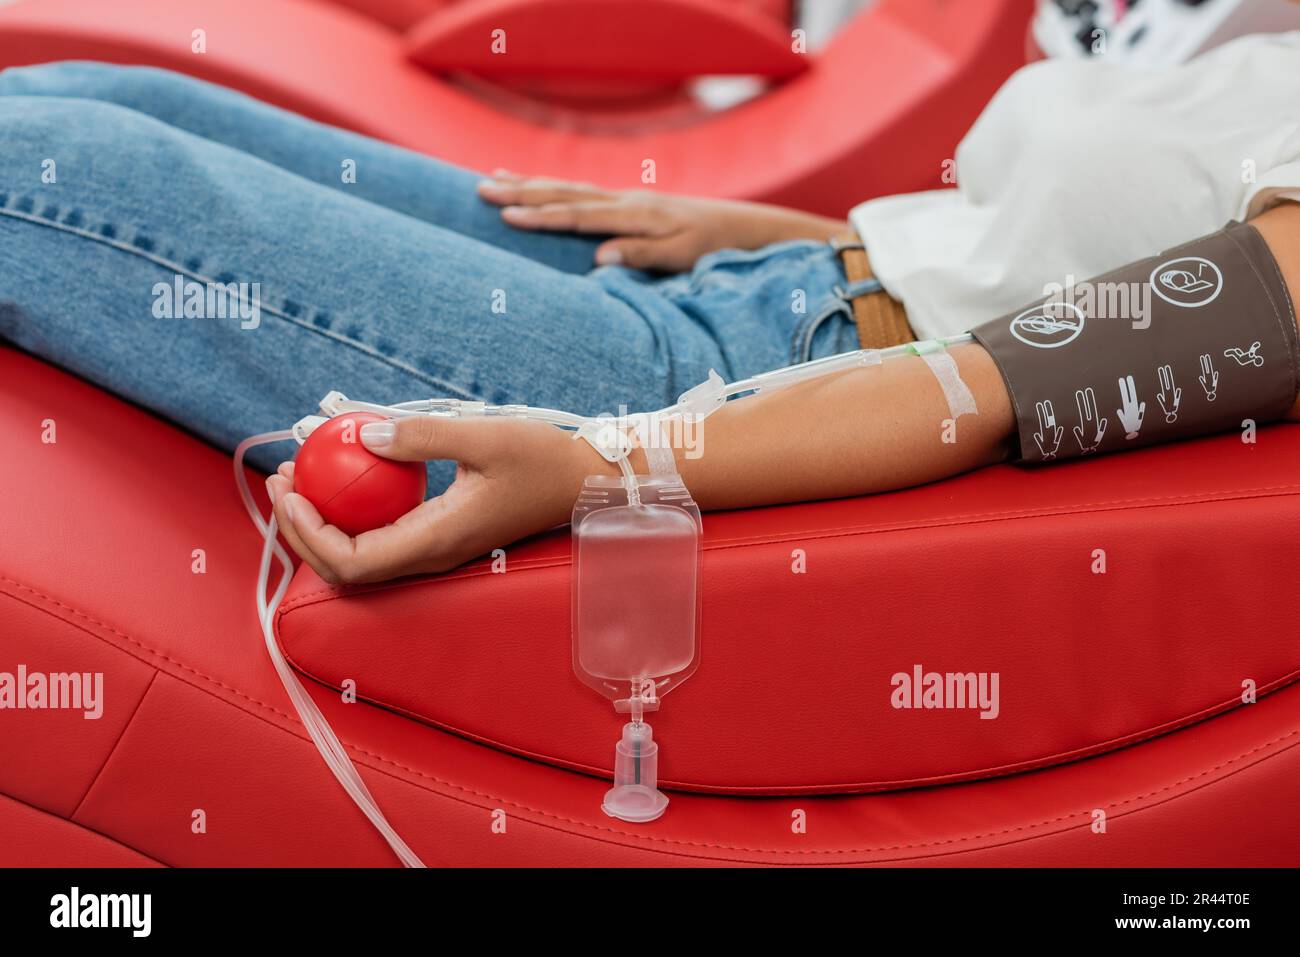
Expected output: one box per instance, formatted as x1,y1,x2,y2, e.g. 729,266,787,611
671,344,1015,511
733,200,849,245
1252,201,1300,420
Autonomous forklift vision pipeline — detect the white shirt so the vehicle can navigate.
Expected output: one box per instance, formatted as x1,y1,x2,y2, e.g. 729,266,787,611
849,31,1300,340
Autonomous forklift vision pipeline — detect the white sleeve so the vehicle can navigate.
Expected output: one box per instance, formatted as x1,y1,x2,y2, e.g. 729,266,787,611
1244,158,1300,218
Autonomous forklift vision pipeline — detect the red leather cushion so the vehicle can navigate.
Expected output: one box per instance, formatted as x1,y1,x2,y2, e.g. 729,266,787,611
403,0,810,80
278,426,1300,794
0,794,163,867
314,0,791,35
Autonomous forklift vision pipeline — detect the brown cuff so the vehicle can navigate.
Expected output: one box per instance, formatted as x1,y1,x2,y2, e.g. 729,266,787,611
971,221,1300,464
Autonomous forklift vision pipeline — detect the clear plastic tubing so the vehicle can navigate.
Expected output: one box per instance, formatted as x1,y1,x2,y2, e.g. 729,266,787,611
234,432,427,868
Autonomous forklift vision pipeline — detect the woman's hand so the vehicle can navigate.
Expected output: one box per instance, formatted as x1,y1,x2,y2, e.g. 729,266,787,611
265,415,610,585
477,169,846,272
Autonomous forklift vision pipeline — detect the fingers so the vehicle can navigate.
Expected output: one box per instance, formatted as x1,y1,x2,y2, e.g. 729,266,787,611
269,440,501,583
266,471,445,584
282,488,486,584
359,414,501,465
278,491,365,582
266,474,333,581
498,200,658,235
476,175,613,208
273,488,383,584
594,236,693,271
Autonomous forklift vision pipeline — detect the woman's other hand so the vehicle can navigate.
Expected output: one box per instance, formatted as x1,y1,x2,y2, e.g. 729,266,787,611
265,415,610,584
476,169,846,272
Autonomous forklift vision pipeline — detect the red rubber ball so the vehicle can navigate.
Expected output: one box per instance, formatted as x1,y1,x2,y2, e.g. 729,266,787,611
292,412,427,536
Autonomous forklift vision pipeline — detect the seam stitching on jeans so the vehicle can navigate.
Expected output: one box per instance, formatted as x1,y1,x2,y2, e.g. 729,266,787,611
0,205,477,401
793,296,852,364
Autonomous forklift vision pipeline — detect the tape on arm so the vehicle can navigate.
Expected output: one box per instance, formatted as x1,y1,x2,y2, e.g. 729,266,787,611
909,339,979,420
970,221,1300,465
633,414,678,475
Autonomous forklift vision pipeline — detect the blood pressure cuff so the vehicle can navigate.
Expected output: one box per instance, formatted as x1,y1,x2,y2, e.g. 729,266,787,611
972,221,1299,465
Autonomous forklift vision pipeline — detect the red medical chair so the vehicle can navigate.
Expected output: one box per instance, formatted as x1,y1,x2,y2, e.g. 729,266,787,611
3,0,1298,868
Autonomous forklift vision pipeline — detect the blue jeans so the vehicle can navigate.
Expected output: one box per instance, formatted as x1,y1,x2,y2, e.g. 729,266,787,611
0,62,861,490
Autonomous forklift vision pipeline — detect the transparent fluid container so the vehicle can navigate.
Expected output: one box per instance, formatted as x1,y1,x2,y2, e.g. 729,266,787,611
571,474,702,715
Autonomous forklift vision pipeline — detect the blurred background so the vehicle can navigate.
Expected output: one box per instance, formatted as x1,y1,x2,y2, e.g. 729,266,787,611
0,0,1296,215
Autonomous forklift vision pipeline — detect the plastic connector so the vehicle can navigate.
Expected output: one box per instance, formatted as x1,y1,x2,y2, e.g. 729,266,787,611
318,391,349,416
674,369,727,420
907,338,946,356
291,414,328,444
602,721,669,823
573,419,635,464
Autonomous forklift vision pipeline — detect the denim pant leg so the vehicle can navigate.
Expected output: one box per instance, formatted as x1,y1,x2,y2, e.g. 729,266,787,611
638,240,862,377
0,61,601,274
0,95,724,491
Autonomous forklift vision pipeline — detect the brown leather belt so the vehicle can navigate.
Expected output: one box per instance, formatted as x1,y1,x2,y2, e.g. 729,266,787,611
831,233,915,349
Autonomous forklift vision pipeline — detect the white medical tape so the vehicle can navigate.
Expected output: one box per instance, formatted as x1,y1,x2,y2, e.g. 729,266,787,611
634,414,678,475
918,349,978,420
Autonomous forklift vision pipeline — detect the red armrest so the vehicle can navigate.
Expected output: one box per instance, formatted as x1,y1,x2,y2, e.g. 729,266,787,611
403,0,810,80
277,427,1300,795
314,0,791,35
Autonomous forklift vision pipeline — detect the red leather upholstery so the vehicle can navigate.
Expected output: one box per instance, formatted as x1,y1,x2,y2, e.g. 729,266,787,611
0,795,163,867
404,0,809,80
278,430,1300,794
0,0,1034,215
401,0,805,110
3,343,1300,866
322,0,452,32
316,0,792,35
